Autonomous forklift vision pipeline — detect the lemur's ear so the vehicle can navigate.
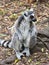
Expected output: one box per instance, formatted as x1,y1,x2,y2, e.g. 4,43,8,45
18,15,24,27
30,8,34,11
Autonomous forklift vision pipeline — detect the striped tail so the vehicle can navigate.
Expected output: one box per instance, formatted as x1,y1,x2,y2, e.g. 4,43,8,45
0,39,12,48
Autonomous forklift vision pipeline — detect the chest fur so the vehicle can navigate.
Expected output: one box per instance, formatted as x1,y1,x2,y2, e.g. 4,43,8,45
19,21,30,38
16,21,36,40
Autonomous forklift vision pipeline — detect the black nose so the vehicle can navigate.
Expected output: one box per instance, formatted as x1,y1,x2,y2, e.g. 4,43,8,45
30,15,37,22
33,18,37,22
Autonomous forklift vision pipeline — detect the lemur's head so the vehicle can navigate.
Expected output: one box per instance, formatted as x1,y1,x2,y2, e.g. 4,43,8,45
17,8,37,27
23,9,37,22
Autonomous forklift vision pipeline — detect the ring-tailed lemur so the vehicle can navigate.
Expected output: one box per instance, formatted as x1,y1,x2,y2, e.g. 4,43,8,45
0,9,37,59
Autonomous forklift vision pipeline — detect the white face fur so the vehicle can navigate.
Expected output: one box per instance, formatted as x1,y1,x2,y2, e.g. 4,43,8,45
23,9,36,22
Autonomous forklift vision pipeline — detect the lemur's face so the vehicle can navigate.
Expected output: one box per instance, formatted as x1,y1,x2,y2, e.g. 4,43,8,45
17,9,37,27
23,10,37,22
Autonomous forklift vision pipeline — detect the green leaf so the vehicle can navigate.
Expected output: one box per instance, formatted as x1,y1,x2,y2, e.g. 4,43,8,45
0,10,3,15
36,61,40,65
9,14,18,20
14,59,19,63
28,58,32,63
0,34,7,36
0,9,7,15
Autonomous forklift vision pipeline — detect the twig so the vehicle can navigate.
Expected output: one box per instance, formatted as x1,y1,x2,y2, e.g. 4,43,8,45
38,30,49,38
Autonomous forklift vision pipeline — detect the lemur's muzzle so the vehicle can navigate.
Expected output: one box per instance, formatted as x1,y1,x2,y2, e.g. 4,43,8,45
30,15,37,22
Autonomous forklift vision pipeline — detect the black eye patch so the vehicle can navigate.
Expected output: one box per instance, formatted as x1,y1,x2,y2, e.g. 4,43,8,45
19,15,24,22
24,13,28,16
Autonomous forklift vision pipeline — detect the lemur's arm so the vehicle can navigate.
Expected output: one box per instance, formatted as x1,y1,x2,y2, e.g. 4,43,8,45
29,23,37,49
32,23,37,36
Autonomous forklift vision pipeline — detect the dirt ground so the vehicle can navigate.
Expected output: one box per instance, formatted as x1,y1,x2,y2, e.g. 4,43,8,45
0,0,49,65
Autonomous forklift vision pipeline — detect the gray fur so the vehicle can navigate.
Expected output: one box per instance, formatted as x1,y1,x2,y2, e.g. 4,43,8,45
10,9,37,59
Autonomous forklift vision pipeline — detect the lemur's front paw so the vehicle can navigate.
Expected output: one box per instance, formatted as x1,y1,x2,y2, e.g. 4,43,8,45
26,51,30,56
16,52,24,59
22,48,30,57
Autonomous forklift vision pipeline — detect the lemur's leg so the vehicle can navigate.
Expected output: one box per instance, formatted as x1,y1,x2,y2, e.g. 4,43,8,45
22,34,30,56
29,36,37,49
11,33,23,59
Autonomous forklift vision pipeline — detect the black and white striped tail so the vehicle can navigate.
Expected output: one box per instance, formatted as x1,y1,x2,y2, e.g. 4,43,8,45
0,39,11,48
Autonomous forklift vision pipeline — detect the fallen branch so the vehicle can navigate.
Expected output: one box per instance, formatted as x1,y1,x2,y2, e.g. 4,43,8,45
38,29,49,38
37,37,49,50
